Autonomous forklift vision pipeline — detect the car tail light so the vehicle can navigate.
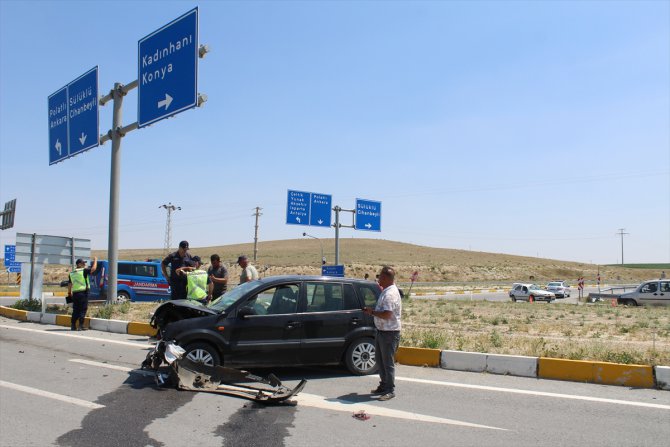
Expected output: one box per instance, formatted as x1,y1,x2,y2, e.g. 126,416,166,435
216,326,225,332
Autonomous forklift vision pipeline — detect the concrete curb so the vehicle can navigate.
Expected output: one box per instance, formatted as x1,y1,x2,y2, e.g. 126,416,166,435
396,347,440,367
538,357,654,388
655,366,670,391
0,305,666,389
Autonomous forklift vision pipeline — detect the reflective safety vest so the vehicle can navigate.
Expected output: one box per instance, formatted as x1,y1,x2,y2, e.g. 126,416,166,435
69,268,89,293
186,270,208,300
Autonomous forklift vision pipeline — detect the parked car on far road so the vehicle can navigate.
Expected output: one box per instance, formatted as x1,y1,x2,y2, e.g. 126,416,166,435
546,281,571,298
509,283,556,303
618,280,670,307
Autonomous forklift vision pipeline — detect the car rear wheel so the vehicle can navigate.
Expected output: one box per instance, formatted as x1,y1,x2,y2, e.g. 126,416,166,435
345,338,377,375
623,299,637,307
184,342,221,367
115,291,130,303
511,296,517,302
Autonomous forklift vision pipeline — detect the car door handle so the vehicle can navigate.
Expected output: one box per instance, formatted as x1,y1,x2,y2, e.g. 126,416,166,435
286,321,302,330
351,317,361,326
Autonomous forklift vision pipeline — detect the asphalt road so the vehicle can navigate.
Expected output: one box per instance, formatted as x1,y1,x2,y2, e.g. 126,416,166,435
1,317,669,447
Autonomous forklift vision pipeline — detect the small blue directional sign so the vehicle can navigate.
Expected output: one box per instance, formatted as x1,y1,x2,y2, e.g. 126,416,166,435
355,198,382,232
138,7,198,128
309,193,332,227
48,67,99,165
286,190,332,227
322,265,345,278
4,244,20,271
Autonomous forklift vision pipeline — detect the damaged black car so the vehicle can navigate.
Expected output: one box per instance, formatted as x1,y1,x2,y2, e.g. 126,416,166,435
150,275,381,375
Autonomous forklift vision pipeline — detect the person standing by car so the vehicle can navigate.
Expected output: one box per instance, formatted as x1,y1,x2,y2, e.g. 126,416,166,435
364,265,402,401
162,241,193,300
176,255,208,304
236,255,259,284
67,257,98,331
207,254,229,300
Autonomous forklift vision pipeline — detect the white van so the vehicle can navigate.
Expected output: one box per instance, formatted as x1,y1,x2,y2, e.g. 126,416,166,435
619,280,670,306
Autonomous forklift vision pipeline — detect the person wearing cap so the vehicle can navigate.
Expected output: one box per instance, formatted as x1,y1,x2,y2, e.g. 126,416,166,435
236,255,259,284
162,241,193,300
67,256,98,331
207,254,229,300
176,255,208,303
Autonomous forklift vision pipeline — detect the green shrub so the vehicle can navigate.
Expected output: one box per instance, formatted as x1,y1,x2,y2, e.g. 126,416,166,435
10,299,42,311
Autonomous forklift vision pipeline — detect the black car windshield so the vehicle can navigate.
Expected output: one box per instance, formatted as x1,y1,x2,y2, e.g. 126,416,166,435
207,281,260,313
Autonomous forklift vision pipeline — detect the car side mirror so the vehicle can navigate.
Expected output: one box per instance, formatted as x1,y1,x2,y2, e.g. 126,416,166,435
238,306,255,318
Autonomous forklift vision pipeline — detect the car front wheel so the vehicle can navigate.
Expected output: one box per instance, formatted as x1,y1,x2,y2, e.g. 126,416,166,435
184,342,221,367
345,338,377,375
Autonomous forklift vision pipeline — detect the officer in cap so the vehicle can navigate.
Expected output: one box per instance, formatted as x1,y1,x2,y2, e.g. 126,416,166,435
162,241,193,300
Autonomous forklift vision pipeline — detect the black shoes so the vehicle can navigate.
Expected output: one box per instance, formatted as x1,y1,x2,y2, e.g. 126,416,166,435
378,392,395,401
370,386,385,394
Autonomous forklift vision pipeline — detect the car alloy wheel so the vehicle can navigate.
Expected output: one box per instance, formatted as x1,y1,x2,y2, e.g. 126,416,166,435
115,291,130,303
345,338,377,375
184,342,220,367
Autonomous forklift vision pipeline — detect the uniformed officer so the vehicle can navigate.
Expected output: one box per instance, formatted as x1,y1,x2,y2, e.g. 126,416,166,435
162,241,193,300
177,255,208,303
67,257,98,331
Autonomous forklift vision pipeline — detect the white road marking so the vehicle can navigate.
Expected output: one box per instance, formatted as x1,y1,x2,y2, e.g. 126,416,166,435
0,324,151,349
396,377,670,410
78,359,506,430
0,380,104,410
294,393,507,430
69,359,158,378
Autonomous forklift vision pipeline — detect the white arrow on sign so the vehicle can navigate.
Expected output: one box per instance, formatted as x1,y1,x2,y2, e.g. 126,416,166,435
296,217,301,224
157,94,173,110
79,132,87,146
55,139,62,155
318,219,323,225
365,223,372,229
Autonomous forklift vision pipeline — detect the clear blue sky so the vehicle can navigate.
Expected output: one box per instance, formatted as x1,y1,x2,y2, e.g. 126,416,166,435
1,0,668,265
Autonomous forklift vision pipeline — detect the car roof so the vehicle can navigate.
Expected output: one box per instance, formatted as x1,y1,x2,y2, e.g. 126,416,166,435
254,275,376,285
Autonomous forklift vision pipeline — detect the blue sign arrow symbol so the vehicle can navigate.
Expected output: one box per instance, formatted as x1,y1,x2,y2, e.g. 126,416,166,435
55,139,62,155
78,132,87,146
158,93,173,109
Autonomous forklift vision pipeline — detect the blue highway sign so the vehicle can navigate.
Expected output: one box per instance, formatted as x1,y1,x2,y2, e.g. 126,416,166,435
286,190,310,225
138,7,198,128
322,265,345,278
48,67,99,165
355,198,382,232
4,245,20,270
286,190,332,227
309,193,332,227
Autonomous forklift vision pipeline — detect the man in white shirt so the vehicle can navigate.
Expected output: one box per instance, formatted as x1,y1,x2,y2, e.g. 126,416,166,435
364,266,402,401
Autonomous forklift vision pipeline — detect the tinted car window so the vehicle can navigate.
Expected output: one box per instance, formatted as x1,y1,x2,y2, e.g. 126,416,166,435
118,263,133,276
641,282,658,293
305,282,344,312
244,284,299,315
135,264,156,277
344,284,361,310
355,283,380,307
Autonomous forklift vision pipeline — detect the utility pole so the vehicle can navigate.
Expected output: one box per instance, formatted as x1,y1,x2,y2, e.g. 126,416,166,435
253,207,262,262
616,228,629,265
160,203,181,256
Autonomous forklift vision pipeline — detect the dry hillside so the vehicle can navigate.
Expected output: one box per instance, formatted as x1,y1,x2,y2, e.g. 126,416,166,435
34,238,664,285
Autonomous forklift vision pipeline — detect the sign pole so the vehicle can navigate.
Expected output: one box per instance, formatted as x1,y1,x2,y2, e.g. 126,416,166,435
334,206,340,265
29,233,36,301
107,83,124,305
